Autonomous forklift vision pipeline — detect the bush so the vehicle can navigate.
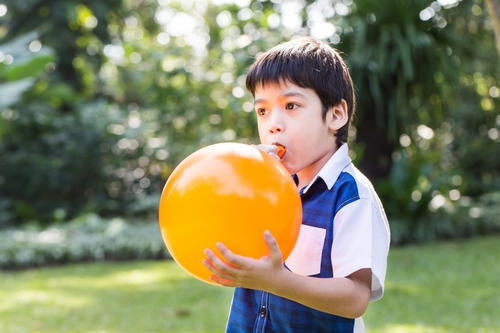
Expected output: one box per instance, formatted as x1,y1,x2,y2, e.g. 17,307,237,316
0,100,121,225
0,214,170,269
390,191,500,245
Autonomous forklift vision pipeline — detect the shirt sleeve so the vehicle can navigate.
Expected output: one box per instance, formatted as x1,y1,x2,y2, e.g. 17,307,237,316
331,197,390,301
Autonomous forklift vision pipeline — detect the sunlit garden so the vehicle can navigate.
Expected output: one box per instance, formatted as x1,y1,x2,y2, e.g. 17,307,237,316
0,0,499,332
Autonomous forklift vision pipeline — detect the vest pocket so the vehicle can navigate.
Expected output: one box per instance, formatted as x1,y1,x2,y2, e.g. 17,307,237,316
285,224,326,276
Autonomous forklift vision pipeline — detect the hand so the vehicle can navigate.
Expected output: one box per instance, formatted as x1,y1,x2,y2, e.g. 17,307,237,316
202,230,287,291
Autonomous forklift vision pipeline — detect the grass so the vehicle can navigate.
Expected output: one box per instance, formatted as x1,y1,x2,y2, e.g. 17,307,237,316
1,235,499,333
365,235,500,333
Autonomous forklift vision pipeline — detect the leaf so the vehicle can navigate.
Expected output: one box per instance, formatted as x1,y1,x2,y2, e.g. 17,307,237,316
395,28,414,80
0,78,35,108
0,31,55,81
0,31,39,55
368,72,383,126
377,29,390,73
4,51,54,81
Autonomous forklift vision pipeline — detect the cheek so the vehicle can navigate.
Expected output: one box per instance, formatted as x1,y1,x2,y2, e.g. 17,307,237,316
257,120,264,132
257,117,278,139
289,124,324,153
288,125,308,147
257,122,268,142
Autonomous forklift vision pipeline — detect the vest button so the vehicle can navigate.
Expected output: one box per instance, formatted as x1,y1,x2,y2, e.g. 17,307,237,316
259,305,266,317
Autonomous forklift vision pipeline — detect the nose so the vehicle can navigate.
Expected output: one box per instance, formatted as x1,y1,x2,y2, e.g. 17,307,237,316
269,109,284,134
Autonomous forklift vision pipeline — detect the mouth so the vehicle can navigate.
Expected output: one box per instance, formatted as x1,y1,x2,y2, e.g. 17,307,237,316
272,142,287,159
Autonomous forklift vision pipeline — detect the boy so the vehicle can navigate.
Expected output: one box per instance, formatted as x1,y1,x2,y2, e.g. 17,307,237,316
202,37,390,333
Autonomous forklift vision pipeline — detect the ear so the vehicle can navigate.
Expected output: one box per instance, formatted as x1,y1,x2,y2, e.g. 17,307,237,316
325,99,349,132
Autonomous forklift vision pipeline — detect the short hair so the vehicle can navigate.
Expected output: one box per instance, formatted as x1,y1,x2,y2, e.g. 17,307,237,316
246,37,356,146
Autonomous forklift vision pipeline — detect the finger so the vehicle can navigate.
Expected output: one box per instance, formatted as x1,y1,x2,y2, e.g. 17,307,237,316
264,230,283,261
204,248,240,276
210,274,239,287
202,258,237,281
216,242,247,269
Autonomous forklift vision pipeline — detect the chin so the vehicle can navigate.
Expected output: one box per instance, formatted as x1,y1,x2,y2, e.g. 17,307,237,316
282,162,297,175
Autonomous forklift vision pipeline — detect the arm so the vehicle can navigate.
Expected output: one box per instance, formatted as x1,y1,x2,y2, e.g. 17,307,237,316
202,231,372,318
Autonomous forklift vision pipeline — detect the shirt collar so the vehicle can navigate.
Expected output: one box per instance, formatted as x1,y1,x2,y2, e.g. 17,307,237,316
299,144,352,194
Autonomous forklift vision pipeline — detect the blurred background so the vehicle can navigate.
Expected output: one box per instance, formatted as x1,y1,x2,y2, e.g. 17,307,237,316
0,0,499,332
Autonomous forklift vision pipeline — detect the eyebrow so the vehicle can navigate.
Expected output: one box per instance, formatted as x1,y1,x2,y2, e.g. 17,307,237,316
254,91,307,105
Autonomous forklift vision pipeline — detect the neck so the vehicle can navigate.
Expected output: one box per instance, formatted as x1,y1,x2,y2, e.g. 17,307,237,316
296,148,336,190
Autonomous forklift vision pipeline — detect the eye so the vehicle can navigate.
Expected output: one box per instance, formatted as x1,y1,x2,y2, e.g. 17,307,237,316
285,102,299,110
256,108,267,116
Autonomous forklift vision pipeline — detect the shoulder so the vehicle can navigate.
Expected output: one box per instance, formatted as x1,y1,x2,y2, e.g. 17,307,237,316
333,164,375,201
332,164,388,222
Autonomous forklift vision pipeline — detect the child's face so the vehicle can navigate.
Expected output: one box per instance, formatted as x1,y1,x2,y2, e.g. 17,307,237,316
254,81,339,175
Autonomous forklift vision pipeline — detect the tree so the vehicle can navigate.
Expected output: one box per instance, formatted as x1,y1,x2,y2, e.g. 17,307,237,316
485,0,500,55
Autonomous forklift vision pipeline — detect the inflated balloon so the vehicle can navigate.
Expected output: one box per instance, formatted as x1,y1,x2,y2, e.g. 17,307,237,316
158,142,302,285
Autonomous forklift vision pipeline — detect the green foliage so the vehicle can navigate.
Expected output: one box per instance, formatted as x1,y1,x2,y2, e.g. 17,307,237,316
0,100,124,223
389,191,500,245
340,0,498,181
340,0,499,242
344,0,449,136
0,31,55,109
0,0,497,244
379,122,500,244
0,214,167,269
0,34,53,81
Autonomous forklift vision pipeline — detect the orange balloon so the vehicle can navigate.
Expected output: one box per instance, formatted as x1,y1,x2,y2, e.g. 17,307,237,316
158,142,302,285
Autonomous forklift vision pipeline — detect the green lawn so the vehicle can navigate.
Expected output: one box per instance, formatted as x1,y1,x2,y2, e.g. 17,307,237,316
1,236,499,333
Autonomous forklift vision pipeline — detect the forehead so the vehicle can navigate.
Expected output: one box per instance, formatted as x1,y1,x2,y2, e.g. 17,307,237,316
254,80,318,102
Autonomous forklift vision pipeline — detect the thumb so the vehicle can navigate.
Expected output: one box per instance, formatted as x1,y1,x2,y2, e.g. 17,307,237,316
264,230,283,262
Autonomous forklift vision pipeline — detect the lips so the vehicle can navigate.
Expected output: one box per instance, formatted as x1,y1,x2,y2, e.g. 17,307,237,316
272,142,287,159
